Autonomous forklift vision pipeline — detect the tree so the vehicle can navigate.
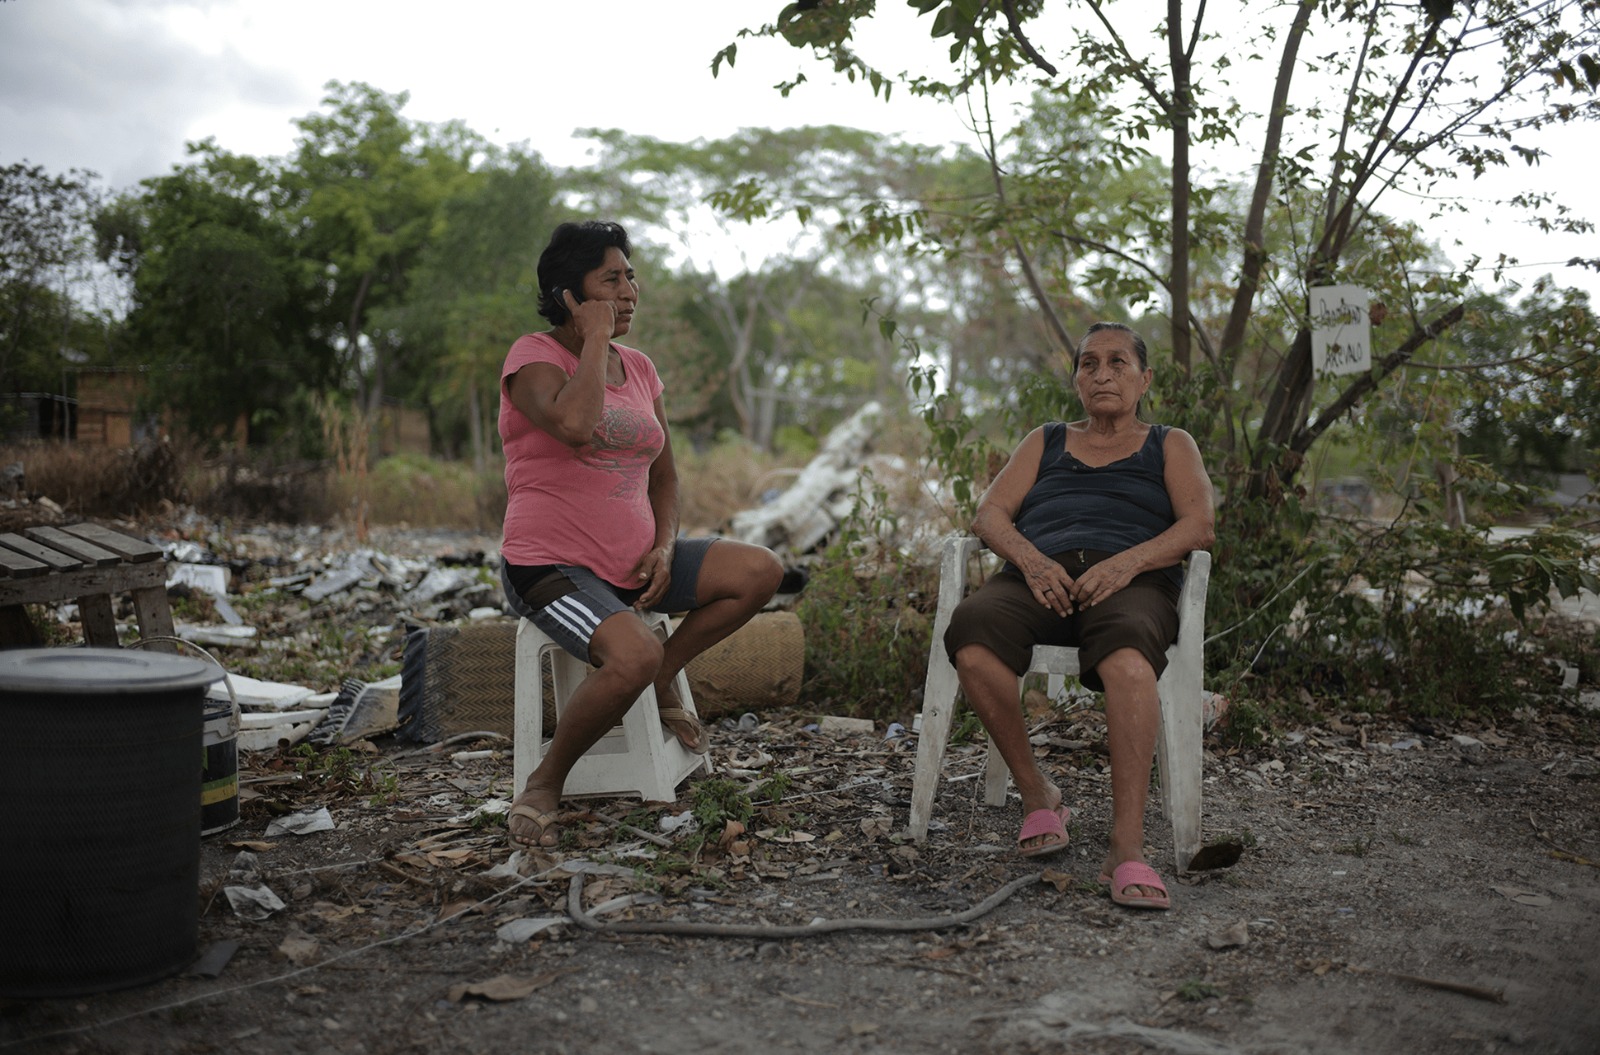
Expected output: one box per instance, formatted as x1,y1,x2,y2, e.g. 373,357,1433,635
726,1,1600,501
384,148,561,469
99,143,335,448
289,81,480,416
0,163,104,403
724,2,1600,704
576,125,1020,447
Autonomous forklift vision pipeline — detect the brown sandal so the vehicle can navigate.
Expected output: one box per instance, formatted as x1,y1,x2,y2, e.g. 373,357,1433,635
657,706,710,754
508,803,562,849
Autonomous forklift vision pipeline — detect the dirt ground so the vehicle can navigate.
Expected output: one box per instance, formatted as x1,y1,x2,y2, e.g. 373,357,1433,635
2,526,1599,1055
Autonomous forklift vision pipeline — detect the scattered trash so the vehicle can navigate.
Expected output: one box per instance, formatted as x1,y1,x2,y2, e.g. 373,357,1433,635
307,675,403,745
819,715,874,736
167,564,242,625
277,930,320,966
265,806,335,837
177,624,259,649
456,798,511,824
1208,920,1251,949
1202,691,1229,732
495,917,566,943
659,811,696,835
729,401,883,560
222,851,285,922
1492,886,1552,908
446,970,573,1003
209,674,318,712
223,885,285,922
185,940,239,979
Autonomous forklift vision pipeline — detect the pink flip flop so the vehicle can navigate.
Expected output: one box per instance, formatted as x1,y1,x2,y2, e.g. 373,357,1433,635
1017,806,1071,858
1108,860,1171,910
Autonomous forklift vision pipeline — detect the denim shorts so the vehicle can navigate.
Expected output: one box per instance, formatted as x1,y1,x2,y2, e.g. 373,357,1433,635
499,537,717,664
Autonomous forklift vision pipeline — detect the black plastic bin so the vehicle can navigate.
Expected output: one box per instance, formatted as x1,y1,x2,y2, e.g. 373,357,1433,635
0,648,222,997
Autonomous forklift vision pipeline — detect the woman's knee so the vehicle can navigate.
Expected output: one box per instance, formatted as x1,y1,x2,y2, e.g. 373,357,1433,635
590,617,664,688
706,540,783,603
1097,647,1158,693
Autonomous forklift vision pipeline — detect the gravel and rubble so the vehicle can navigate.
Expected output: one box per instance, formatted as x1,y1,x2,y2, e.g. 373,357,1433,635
2,681,1597,1054
1,519,1597,1054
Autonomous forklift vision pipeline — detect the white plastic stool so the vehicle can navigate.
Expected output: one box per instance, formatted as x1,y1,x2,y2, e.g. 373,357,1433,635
513,611,712,802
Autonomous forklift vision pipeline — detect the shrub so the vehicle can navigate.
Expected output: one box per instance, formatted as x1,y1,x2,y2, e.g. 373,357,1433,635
0,438,186,517
795,473,939,722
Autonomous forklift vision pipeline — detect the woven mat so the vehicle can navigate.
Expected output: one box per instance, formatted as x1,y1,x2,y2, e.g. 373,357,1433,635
397,612,805,743
684,611,804,717
398,620,522,743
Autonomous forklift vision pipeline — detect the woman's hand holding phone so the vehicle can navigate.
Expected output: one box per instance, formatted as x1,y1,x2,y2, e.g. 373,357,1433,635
560,287,615,341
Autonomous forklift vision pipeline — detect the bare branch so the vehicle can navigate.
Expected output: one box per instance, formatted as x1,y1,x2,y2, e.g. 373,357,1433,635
1293,302,1466,454
972,76,1075,359
1050,230,1219,366
1084,0,1174,115
1218,0,1316,357
1002,0,1058,77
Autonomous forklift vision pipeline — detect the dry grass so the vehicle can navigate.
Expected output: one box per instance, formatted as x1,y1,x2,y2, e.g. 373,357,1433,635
0,428,885,538
0,440,184,519
675,437,798,535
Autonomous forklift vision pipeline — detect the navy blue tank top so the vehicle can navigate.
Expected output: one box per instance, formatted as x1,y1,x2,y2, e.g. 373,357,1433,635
1009,422,1178,583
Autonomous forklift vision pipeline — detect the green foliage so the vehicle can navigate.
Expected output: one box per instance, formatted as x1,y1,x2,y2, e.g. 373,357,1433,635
0,163,106,396
689,778,754,831
948,706,984,747
795,472,940,721
1205,493,1599,721
288,743,392,800
1175,979,1221,1003
365,453,498,532
753,770,793,805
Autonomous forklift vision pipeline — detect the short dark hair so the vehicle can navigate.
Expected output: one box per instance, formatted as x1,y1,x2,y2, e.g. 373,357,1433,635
1074,321,1149,371
535,221,633,325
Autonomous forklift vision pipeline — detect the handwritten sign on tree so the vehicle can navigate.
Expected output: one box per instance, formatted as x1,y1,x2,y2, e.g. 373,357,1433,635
1310,285,1371,376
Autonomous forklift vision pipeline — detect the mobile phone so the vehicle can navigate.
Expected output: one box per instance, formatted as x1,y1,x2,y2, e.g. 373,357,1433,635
552,286,584,304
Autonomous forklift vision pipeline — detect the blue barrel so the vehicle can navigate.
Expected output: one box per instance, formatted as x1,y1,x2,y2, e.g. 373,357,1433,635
0,648,222,997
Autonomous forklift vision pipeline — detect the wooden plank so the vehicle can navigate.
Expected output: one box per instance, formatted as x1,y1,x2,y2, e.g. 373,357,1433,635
0,561,167,608
77,592,119,647
23,526,121,567
0,545,49,579
0,532,86,572
60,523,163,563
132,585,178,652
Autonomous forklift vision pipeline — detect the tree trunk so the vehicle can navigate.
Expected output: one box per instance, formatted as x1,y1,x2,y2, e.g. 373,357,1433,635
1167,0,1192,374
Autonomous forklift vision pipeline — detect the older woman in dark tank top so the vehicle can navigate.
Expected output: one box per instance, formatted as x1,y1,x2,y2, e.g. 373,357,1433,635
942,322,1215,909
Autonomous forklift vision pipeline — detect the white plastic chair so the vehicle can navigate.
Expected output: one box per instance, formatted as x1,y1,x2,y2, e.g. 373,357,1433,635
513,611,712,802
906,536,1211,871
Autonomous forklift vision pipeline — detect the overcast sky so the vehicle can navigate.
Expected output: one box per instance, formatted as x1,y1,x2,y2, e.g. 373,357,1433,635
2,0,1593,302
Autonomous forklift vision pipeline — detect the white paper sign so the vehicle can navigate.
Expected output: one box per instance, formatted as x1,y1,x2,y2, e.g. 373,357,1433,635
1310,284,1372,376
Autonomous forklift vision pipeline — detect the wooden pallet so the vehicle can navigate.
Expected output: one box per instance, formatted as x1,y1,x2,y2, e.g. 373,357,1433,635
0,523,176,651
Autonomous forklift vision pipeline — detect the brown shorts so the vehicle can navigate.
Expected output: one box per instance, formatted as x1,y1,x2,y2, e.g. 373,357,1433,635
942,549,1180,692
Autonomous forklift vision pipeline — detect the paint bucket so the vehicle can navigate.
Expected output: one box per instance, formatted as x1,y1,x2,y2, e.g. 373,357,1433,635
126,636,240,837
0,647,223,997
201,696,240,835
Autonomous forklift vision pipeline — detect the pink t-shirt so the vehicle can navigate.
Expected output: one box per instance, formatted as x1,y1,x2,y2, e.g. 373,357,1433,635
499,332,666,587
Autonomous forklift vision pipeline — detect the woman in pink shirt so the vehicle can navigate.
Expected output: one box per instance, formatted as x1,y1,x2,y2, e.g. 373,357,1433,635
499,220,782,850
